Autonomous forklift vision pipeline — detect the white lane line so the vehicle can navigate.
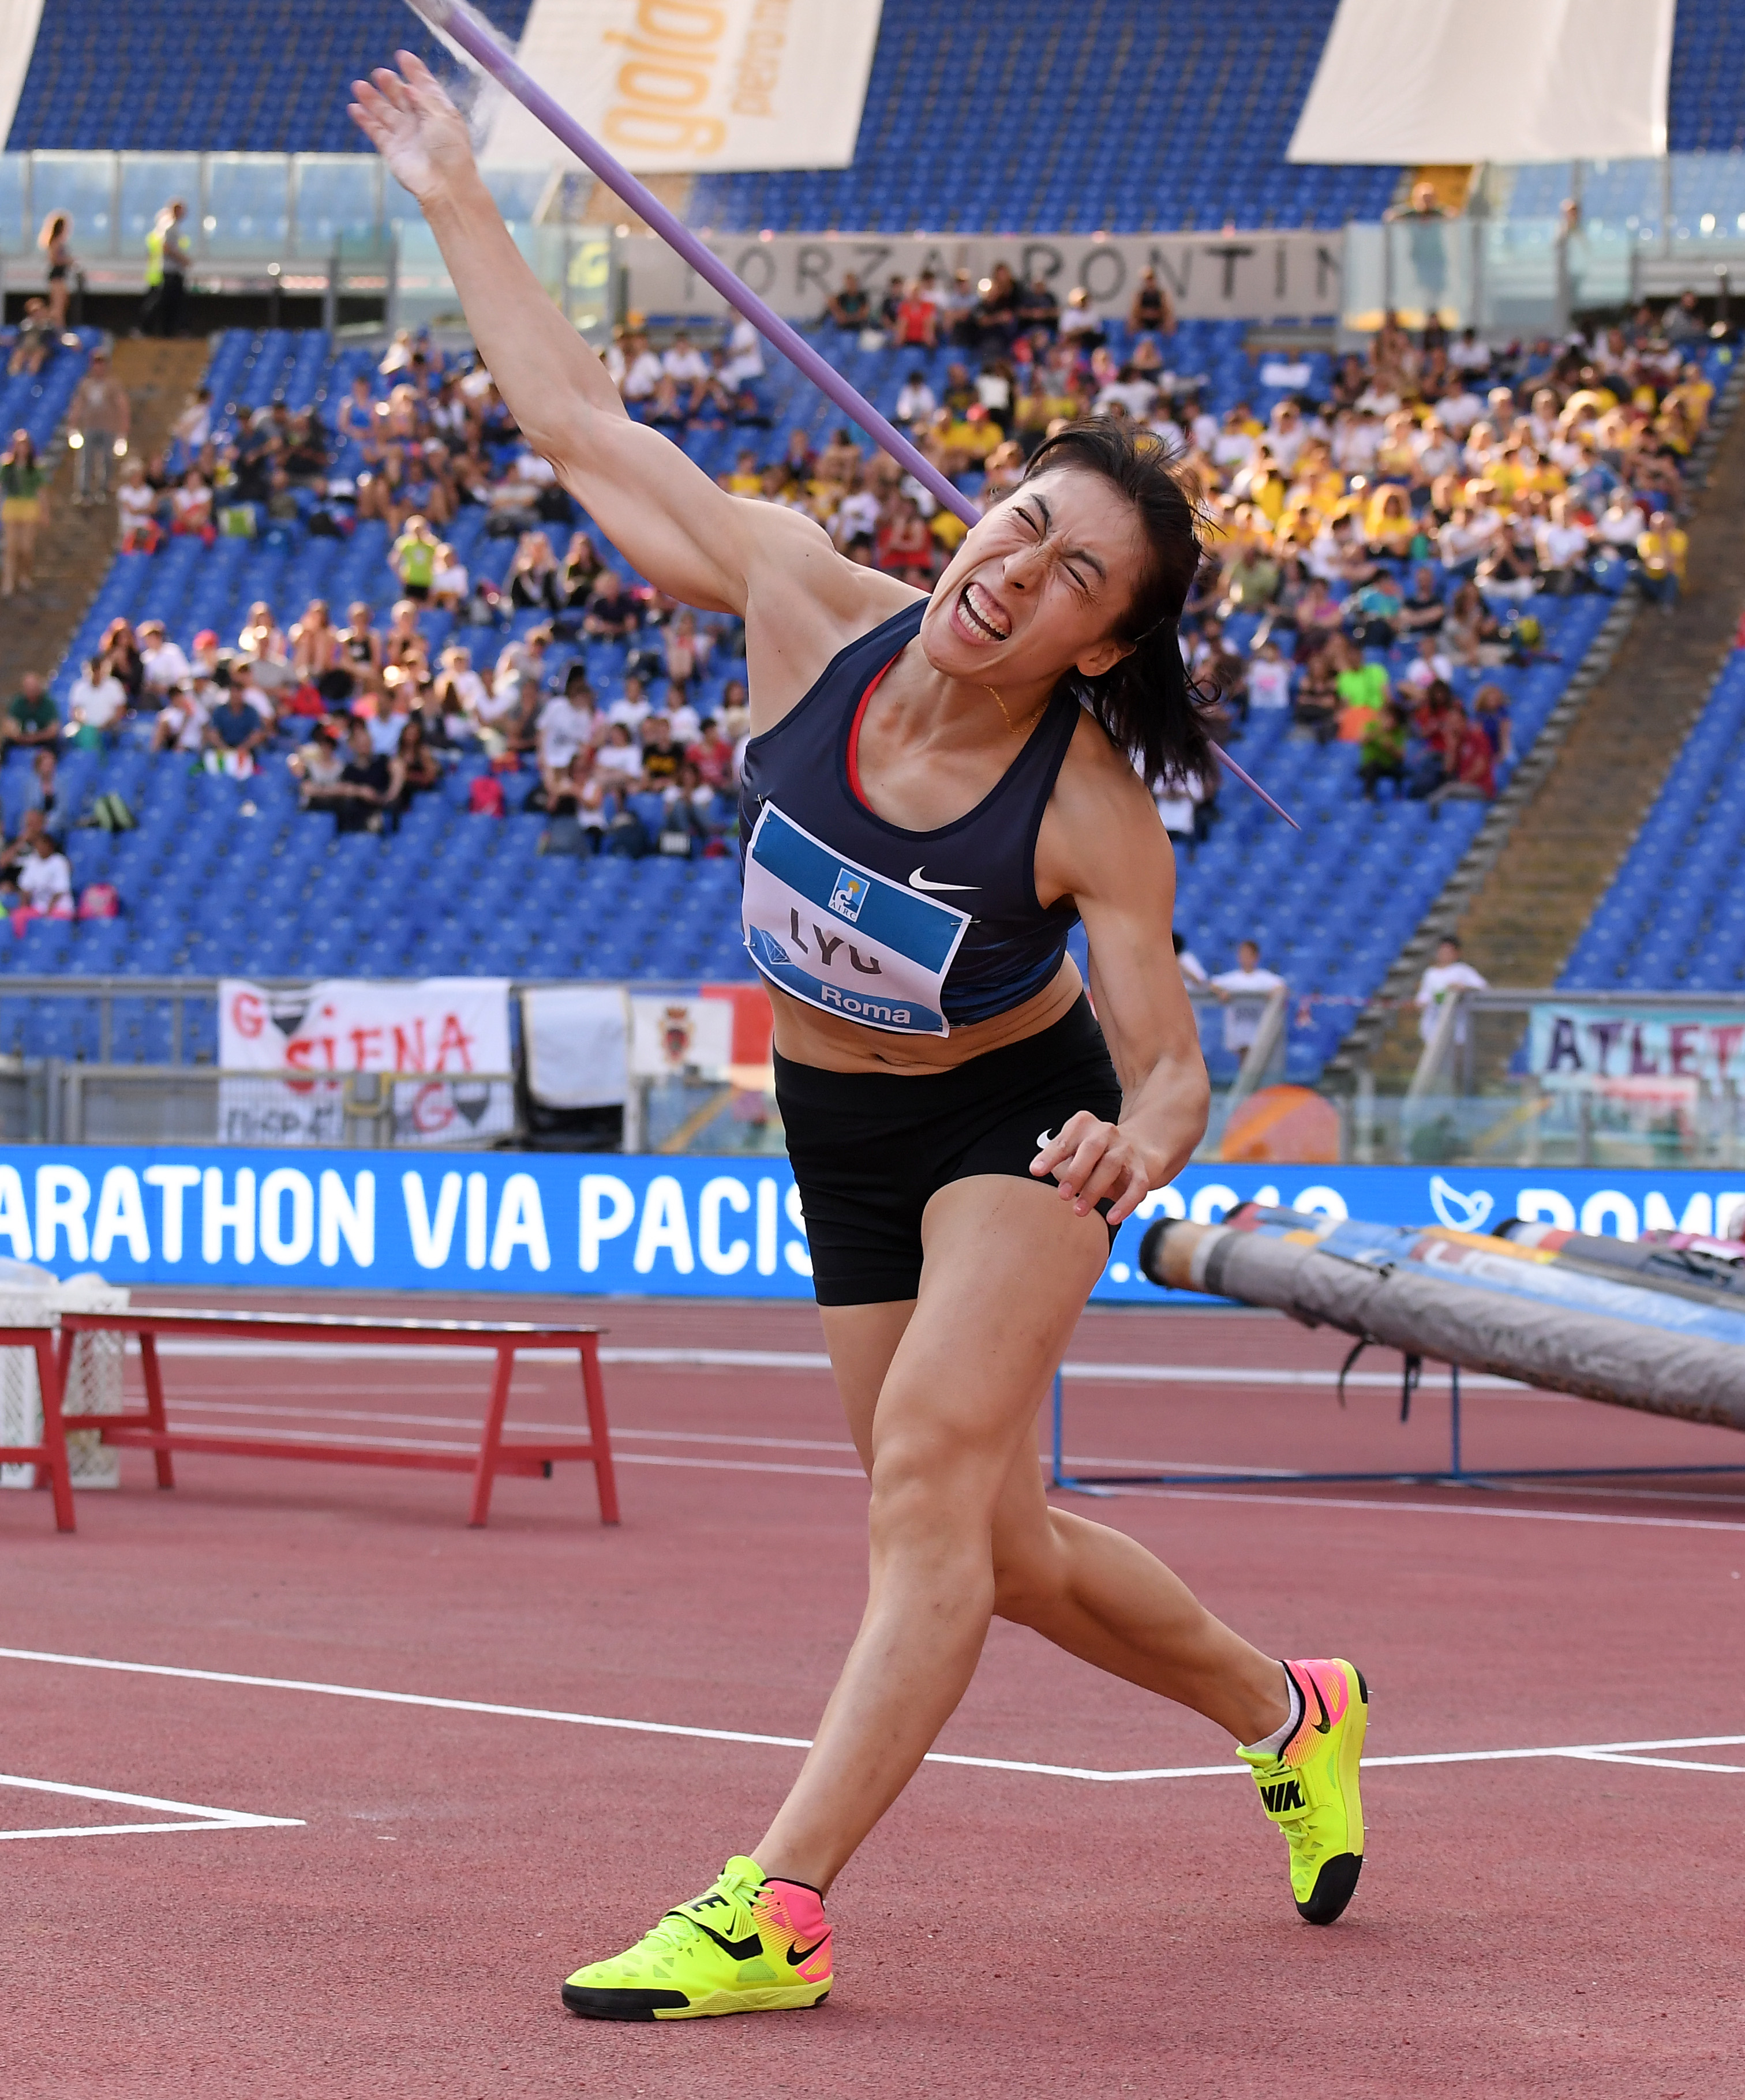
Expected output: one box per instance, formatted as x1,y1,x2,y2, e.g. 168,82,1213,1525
0,1771,303,1842
132,1338,1534,1393
3,1650,1741,1787
1563,1750,1745,1773
1089,1483,1745,1533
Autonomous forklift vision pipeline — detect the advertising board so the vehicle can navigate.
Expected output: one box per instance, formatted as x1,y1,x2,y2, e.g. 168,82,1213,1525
1,1153,1737,1300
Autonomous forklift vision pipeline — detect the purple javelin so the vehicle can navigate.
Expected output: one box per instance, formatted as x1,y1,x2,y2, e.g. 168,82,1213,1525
400,0,1295,828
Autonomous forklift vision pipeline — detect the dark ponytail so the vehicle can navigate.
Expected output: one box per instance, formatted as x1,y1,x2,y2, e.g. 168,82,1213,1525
1020,419,1214,786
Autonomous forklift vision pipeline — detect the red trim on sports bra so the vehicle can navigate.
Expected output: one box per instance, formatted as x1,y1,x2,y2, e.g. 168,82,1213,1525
845,653,901,809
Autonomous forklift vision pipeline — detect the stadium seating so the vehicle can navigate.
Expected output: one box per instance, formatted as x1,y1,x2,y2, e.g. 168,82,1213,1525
0,324,1636,1082
5,0,534,156
11,1,1745,232
1559,649,1745,994
1669,0,1745,154
692,0,1396,235
5,0,1391,232
0,327,98,454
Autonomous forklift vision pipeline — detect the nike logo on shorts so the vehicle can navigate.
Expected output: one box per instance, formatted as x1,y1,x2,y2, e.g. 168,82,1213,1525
908,867,980,892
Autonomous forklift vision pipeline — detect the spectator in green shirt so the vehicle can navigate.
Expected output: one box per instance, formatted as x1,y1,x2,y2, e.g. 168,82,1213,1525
1358,702,1408,800
5,673,61,751
1333,636,1390,718
391,514,440,601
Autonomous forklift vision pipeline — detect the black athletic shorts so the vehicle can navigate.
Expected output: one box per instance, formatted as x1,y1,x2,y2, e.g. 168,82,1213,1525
774,995,1125,1307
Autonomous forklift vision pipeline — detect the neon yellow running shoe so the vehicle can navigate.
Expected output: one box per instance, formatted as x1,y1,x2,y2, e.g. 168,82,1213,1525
1238,1657,1369,1925
561,1855,832,2021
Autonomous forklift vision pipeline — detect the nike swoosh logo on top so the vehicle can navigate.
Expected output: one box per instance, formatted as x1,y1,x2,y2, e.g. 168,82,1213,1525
687,1919,765,1962
785,1937,829,1968
1304,1672,1332,1735
908,868,980,892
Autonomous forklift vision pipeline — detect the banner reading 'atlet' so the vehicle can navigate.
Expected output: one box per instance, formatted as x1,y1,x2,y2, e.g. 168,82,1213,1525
481,0,885,173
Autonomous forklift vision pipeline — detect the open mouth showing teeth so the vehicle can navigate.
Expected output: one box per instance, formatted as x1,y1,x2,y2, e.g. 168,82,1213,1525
960,580,1010,642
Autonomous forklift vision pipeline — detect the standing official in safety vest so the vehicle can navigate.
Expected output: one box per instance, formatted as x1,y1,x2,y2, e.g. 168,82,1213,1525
141,199,190,337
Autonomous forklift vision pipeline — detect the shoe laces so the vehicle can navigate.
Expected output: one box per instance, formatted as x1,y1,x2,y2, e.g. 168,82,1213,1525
635,1908,713,1959
639,1885,754,1958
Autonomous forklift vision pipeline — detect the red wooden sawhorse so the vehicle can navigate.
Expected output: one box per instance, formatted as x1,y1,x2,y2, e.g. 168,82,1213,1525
54,1310,620,1530
0,1323,74,1532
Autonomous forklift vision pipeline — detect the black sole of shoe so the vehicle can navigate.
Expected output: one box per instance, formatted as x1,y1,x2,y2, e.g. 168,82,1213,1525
562,1985,690,2020
561,1985,832,2021
1297,1851,1364,1926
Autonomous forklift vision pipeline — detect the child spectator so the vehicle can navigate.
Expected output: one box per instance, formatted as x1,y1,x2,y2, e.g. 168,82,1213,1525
117,459,160,550
15,830,73,919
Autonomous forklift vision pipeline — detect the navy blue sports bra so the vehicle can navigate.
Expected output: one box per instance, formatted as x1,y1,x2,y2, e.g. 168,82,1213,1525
737,601,1081,1036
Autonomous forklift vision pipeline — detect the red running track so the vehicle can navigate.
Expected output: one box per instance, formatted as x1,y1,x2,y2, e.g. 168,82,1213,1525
4,1292,1743,2098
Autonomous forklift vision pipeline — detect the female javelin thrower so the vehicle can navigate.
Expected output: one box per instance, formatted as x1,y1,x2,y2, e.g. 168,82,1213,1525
352,52,1367,2023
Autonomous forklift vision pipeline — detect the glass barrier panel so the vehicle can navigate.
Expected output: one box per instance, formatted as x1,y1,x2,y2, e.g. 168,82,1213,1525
382,168,424,234
1480,217,1561,334
0,155,28,254
119,156,201,258
567,232,613,335
1670,152,1745,241
30,153,117,260
481,167,551,231
203,154,290,258
1384,217,1476,329
1567,226,1634,311
1582,158,1663,239
292,155,381,258
1340,222,1385,333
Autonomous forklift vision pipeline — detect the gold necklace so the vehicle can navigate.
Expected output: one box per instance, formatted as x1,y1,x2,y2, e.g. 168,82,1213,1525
983,683,1043,738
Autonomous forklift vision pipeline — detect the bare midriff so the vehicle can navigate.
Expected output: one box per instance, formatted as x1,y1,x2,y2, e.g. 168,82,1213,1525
767,955,1083,1075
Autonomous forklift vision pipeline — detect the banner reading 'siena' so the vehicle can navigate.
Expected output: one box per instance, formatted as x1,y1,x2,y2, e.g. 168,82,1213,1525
218,979,515,1147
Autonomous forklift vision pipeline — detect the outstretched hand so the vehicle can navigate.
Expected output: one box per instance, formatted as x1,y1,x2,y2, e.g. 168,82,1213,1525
349,49,475,206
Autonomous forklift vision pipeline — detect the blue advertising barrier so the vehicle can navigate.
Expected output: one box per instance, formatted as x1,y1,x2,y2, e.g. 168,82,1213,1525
0,1150,1740,1298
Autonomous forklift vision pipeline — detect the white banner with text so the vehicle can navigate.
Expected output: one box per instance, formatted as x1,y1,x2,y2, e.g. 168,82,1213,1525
623,227,1345,323
217,979,516,1148
483,0,885,172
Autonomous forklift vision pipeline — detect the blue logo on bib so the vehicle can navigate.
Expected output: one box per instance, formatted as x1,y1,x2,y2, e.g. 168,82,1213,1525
829,869,869,922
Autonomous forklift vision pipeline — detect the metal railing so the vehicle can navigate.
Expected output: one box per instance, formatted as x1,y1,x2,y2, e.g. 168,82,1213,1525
1385,989,1745,1171
3,1064,518,1148
0,151,614,335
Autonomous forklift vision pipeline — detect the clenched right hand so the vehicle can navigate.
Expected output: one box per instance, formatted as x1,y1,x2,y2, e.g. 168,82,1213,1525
349,49,476,207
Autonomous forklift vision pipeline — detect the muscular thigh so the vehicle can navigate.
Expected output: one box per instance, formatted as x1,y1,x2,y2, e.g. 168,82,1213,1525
819,1173,1108,1486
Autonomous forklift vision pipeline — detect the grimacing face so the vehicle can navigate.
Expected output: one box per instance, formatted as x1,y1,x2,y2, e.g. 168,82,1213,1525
917,468,1148,692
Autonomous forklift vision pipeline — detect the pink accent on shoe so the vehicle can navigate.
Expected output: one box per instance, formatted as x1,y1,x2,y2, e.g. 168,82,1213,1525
1280,1659,1350,1767
757,1878,833,1984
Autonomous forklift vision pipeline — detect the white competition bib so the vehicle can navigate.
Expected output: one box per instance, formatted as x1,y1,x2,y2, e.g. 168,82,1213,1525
742,802,971,1036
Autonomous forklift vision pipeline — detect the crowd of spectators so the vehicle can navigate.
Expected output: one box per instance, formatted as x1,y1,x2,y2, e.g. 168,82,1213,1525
1149,301,1711,817
12,278,1721,963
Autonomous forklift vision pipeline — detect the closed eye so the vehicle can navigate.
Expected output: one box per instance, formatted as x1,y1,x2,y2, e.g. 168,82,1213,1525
1018,498,1094,593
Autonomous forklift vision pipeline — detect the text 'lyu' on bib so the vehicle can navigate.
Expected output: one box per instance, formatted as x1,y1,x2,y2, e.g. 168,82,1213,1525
741,803,971,1037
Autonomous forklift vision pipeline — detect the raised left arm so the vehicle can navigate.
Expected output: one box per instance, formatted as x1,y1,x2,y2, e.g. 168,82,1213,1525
1029,734,1209,1227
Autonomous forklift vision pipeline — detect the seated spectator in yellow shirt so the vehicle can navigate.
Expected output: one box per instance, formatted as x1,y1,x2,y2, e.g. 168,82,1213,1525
1637,511,1688,608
